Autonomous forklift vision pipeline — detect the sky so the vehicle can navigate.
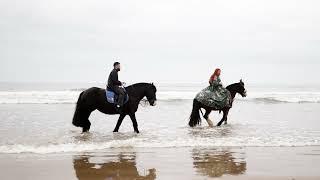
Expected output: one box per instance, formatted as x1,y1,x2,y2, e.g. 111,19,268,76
1,0,320,85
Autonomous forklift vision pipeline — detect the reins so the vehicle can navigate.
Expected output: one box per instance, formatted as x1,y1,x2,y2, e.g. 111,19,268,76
126,84,150,107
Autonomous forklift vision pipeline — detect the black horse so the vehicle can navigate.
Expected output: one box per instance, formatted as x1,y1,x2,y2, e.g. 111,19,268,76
189,80,246,127
72,83,157,133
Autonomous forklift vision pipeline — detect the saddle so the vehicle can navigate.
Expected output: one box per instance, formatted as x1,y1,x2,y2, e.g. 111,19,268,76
105,87,129,104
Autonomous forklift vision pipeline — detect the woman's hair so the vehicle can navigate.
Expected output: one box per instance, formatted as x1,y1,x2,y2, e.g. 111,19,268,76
209,68,221,84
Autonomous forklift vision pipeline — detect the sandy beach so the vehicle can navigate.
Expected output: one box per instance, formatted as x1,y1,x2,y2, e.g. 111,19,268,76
1,146,320,180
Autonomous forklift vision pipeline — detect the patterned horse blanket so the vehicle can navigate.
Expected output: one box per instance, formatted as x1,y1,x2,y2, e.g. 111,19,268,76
195,77,232,109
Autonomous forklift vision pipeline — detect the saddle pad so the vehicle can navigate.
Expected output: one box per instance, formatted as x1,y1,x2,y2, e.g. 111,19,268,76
106,90,116,104
105,90,129,104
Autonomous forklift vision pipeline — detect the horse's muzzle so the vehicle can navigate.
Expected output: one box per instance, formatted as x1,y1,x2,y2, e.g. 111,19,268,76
150,100,157,106
242,90,247,97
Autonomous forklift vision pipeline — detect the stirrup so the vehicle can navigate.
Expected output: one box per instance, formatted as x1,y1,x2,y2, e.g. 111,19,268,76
115,106,123,113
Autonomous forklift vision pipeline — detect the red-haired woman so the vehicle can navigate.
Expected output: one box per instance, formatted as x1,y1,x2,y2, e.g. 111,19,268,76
209,68,221,85
196,68,231,109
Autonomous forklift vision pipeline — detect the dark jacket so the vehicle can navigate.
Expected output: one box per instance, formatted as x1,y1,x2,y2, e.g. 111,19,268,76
107,69,122,90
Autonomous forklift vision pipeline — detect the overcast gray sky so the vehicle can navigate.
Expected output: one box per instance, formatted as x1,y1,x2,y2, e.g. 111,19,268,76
1,0,320,85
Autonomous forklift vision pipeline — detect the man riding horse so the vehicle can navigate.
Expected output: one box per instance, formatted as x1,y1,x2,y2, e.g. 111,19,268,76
73,61,157,133
107,62,126,111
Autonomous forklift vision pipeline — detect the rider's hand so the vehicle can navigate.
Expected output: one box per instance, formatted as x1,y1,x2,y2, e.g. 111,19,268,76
122,82,126,86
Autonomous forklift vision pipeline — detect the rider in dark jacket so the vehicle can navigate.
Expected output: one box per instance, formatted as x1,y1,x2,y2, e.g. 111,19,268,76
107,62,125,108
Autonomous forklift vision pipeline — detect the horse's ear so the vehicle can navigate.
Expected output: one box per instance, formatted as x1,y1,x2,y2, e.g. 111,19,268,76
240,79,244,85
151,82,154,85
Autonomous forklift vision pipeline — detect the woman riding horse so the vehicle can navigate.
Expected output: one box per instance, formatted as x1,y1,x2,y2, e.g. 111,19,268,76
189,69,247,127
196,68,232,109
209,68,232,108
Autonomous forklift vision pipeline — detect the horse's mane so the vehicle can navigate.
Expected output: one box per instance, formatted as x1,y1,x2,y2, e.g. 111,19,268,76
226,82,240,90
125,83,157,93
126,83,153,89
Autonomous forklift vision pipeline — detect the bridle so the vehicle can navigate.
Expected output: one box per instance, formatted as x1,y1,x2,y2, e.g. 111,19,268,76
129,84,156,106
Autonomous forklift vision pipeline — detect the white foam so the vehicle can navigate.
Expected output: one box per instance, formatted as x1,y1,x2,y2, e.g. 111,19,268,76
0,91,79,104
0,90,320,104
0,136,319,154
246,91,320,103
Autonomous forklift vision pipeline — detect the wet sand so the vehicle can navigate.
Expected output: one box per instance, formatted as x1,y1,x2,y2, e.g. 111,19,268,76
1,146,320,180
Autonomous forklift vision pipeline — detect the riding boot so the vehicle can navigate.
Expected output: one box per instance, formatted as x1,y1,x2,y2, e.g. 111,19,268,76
113,86,125,113
116,105,123,114
117,93,124,107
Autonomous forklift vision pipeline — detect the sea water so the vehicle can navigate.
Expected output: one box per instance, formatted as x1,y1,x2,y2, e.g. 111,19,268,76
0,82,319,154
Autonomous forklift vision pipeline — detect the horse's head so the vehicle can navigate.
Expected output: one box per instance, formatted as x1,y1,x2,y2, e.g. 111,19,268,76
145,83,157,106
226,79,247,98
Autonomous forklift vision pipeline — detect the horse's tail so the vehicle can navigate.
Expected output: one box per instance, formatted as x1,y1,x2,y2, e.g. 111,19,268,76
72,91,85,127
189,99,202,127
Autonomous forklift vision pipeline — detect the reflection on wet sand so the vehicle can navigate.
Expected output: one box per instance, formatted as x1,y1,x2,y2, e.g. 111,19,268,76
192,148,246,178
73,152,156,180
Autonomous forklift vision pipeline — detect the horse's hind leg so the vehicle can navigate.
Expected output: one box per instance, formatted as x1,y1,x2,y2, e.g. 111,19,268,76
82,110,92,133
203,110,214,127
82,120,91,133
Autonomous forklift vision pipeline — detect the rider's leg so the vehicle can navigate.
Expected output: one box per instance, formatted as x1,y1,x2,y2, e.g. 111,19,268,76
117,88,125,107
114,87,125,107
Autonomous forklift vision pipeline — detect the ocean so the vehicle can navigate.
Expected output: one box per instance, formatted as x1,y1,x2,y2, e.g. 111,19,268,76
0,82,319,154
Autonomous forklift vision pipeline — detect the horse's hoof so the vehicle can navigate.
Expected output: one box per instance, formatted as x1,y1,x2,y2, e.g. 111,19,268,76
113,130,118,133
82,128,90,133
135,130,140,134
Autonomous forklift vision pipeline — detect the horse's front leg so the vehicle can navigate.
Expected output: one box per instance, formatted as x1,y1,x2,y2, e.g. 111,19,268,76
113,113,126,132
203,110,214,127
129,113,139,133
224,109,230,125
217,109,229,126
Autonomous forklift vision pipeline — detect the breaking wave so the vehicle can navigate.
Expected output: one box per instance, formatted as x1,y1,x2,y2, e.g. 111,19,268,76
1,137,319,154
0,90,319,104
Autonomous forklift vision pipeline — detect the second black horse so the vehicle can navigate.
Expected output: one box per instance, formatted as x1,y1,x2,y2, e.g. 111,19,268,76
189,80,247,127
72,83,157,133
